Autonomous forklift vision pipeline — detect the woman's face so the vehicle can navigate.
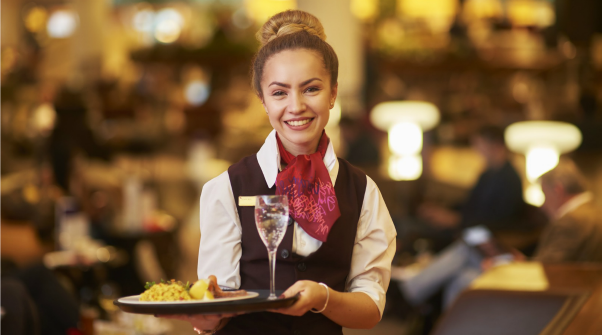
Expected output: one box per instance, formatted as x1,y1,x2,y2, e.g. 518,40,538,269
260,48,337,155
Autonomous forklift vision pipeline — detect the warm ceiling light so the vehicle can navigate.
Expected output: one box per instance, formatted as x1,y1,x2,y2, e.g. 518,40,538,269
507,0,555,28
371,101,440,180
370,101,440,132
47,9,78,38
505,121,582,206
397,0,458,32
132,9,154,33
505,121,582,155
154,8,184,44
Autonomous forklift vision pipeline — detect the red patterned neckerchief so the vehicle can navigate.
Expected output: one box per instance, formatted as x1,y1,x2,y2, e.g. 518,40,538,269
275,131,341,242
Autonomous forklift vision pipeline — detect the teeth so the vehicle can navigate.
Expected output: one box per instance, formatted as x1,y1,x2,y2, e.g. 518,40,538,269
287,119,311,126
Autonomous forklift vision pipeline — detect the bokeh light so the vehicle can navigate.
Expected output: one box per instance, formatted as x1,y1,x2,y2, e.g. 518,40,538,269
47,10,78,38
389,122,423,155
185,80,211,106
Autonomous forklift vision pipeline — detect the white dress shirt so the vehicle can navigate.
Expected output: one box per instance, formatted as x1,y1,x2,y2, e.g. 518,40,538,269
198,130,397,316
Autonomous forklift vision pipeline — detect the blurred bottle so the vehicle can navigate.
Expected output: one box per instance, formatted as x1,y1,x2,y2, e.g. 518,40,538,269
56,196,90,251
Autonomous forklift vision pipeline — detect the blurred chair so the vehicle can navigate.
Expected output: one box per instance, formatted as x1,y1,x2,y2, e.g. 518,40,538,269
430,262,602,335
430,290,588,335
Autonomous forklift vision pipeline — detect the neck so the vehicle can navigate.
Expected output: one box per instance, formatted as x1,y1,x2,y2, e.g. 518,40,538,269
278,134,321,156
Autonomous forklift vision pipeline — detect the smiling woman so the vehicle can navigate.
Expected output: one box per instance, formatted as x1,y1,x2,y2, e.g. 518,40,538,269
262,49,336,156
164,10,397,335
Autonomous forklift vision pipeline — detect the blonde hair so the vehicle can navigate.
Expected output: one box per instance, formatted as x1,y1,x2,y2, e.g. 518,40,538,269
252,10,338,97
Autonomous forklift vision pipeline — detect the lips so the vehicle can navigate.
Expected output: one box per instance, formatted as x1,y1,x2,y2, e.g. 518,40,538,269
285,118,313,126
284,118,314,129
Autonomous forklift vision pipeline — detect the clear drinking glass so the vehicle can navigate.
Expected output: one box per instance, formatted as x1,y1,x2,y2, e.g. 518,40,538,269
255,195,289,299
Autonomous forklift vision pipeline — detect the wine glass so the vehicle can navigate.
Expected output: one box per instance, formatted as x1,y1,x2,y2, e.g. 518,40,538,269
255,195,289,300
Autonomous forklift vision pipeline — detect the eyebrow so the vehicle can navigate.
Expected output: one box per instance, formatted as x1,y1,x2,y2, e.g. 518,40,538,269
268,77,322,88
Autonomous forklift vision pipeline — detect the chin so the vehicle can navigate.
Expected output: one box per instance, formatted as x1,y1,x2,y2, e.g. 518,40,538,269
281,129,320,146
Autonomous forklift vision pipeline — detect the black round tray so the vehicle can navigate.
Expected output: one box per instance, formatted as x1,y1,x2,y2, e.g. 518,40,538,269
114,290,298,315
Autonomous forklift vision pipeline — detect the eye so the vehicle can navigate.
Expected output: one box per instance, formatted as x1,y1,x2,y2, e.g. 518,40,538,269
305,86,321,94
271,90,286,97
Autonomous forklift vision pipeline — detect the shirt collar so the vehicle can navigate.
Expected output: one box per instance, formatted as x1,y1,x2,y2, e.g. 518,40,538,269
256,129,337,188
556,192,593,219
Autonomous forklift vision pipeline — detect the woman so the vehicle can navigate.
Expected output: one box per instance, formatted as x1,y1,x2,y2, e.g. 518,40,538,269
178,10,396,334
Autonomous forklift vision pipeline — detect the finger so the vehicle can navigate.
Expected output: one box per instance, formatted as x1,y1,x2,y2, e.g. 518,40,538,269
280,283,303,298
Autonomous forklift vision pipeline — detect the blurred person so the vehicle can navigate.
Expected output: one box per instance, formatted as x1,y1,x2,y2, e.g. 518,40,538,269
396,125,529,257
1,278,41,335
533,159,602,262
418,125,525,233
396,158,602,310
48,87,110,194
1,197,80,335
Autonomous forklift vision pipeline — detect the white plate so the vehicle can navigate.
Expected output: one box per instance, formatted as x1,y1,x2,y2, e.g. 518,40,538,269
117,292,259,305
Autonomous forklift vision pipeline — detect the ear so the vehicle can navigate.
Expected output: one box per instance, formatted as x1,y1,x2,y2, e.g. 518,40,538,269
331,83,338,103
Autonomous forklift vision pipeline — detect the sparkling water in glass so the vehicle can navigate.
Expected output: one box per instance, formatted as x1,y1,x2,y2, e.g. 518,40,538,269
255,195,289,299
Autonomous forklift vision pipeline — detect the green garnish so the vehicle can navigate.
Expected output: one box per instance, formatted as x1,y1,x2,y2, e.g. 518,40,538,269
144,281,156,290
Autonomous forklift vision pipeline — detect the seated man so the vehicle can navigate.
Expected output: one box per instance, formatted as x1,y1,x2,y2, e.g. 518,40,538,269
397,158,602,309
409,125,527,253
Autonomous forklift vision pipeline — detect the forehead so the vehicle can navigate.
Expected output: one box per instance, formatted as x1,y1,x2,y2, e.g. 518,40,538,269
262,49,329,83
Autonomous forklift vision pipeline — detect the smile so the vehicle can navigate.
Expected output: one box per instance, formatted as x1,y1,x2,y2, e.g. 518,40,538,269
285,118,314,127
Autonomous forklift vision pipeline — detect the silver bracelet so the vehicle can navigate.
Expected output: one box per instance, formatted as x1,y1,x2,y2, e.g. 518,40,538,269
310,282,329,313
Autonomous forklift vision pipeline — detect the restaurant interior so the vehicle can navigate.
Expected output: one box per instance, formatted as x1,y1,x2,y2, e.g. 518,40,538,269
2,0,602,334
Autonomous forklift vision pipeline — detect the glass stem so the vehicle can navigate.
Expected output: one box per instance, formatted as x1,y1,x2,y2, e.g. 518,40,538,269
268,249,277,299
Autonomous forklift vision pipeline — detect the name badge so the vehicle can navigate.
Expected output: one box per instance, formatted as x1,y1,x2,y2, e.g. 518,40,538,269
238,196,257,207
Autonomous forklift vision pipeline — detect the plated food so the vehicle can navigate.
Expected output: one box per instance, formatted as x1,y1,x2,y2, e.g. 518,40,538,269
139,275,247,302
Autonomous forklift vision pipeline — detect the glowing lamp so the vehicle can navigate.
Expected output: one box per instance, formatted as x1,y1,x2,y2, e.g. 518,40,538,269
47,10,78,38
370,101,440,180
504,121,582,206
154,8,184,44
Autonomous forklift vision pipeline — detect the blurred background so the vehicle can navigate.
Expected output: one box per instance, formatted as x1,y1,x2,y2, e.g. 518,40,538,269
1,0,601,334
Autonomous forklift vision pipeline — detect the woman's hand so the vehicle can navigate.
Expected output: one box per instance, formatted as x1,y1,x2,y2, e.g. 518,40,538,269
271,280,328,316
156,313,237,331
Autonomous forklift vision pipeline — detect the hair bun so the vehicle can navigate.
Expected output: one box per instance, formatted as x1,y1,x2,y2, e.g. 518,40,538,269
257,10,326,47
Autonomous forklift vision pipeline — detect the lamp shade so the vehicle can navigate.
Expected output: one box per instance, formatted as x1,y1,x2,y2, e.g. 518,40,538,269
504,121,582,154
370,101,440,131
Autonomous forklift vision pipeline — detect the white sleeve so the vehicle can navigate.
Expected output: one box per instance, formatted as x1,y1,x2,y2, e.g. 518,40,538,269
345,176,397,318
197,171,242,289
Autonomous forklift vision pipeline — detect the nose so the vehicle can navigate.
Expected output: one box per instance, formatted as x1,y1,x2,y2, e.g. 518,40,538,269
287,92,306,114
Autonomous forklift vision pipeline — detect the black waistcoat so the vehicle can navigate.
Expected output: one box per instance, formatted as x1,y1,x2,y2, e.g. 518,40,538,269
218,154,367,335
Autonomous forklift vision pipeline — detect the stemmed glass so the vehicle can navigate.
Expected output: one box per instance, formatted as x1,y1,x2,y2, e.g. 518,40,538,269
255,195,289,300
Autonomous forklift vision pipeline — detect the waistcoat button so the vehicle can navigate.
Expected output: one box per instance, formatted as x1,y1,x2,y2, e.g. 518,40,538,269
297,262,307,272
281,249,289,258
